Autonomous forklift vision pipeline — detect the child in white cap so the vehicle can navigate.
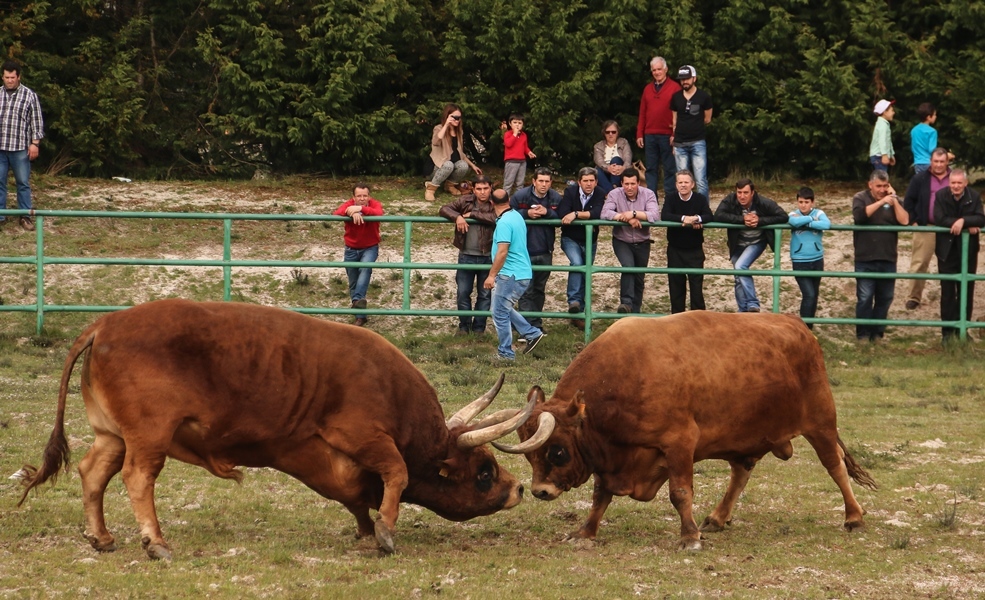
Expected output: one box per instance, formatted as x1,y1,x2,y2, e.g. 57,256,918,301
869,99,895,172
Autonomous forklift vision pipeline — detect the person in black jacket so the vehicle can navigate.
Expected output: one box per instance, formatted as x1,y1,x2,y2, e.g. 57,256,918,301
714,178,787,312
933,169,985,342
558,167,606,329
663,170,713,313
902,148,951,310
510,167,562,329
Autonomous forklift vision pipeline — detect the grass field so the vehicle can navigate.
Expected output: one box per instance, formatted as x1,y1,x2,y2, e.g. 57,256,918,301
1,176,984,598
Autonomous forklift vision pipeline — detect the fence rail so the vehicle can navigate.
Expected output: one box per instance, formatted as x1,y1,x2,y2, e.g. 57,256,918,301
1,208,981,341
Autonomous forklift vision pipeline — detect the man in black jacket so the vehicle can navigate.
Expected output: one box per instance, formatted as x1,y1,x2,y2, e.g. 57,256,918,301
663,170,714,313
902,148,951,310
714,178,787,312
558,167,606,329
933,169,984,342
511,167,562,329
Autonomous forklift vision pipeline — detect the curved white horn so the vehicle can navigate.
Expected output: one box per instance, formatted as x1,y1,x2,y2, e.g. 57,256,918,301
456,388,537,449
446,373,505,430
469,408,520,431
492,412,556,454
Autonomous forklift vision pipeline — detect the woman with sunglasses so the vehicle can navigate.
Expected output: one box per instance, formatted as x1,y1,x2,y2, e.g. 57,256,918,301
592,120,633,195
426,104,482,201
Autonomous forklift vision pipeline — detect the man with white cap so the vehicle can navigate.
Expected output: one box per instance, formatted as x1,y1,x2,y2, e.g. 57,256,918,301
869,99,896,172
670,65,714,197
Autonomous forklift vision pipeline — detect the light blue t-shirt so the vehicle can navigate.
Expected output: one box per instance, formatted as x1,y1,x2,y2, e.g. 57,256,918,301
910,122,938,166
493,209,532,279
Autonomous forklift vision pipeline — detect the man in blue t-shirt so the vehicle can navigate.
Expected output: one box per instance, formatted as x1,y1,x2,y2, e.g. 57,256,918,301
484,189,546,359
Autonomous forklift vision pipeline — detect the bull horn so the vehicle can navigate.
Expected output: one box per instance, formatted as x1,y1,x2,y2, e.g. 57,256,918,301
456,387,537,449
469,408,520,430
446,373,506,430
492,412,556,454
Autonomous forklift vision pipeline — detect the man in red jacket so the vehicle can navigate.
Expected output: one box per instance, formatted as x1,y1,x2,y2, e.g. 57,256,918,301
333,184,384,326
636,56,681,198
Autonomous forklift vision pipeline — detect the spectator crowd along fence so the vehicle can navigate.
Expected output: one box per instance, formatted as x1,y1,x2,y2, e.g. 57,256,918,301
1,209,982,341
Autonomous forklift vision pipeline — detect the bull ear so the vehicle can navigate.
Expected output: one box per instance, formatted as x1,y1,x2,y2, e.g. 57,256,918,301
532,385,546,404
565,390,587,422
438,458,460,478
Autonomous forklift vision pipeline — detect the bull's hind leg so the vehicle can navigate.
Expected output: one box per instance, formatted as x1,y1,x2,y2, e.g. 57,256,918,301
803,432,866,531
78,432,126,552
120,446,172,560
700,457,759,533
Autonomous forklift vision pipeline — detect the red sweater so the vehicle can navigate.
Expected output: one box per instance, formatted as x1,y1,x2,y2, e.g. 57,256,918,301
333,198,384,249
503,130,531,161
636,78,681,138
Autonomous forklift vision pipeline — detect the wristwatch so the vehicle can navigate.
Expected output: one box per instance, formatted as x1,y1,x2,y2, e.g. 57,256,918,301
632,210,637,219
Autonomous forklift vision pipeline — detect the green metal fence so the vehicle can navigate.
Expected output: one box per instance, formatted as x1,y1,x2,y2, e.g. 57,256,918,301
1,208,982,341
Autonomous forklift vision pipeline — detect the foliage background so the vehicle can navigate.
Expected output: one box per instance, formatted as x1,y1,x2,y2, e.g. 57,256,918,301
2,0,984,180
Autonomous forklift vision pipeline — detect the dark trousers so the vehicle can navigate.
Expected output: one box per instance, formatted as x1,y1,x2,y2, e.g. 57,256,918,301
793,258,824,329
855,260,896,340
456,253,492,332
643,134,676,198
612,238,651,313
517,253,553,328
667,245,705,313
939,243,979,340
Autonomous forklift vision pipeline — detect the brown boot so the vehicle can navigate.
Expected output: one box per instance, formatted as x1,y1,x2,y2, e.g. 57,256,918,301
444,180,462,196
424,182,439,201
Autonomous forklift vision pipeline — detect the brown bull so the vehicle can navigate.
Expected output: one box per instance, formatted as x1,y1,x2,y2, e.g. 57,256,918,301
19,299,531,559
501,312,877,550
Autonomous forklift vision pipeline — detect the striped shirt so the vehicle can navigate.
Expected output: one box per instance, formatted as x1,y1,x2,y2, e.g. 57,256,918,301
0,84,44,152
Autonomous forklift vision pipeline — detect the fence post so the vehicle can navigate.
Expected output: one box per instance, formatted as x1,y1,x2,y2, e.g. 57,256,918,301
223,219,232,301
772,227,782,313
35,215,44,335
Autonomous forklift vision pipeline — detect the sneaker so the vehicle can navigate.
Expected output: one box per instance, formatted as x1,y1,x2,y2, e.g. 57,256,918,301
568,301,582,314
616,304,631,314
19,217,35,232
905,300,919,310
523,333,546,354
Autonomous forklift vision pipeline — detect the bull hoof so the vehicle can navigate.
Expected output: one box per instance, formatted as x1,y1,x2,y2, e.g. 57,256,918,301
145,543,172,561
374,520,396,554
698,517,725,533
678,538,703,552
844,519,865,532
85,534,117,553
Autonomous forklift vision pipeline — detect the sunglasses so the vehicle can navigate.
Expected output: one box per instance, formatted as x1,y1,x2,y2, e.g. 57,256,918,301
605,130,618,134
451,115,462,121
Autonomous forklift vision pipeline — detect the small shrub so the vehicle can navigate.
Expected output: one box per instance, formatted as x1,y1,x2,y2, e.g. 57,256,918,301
941,400,960,413
933,493,959,530
889,533,910,550
290,268,309,286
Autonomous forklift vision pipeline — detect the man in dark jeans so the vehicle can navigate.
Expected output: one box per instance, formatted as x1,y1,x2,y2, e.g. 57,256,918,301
511,167,561,330
933,169,984,343
439,176,497,335
636,56,680,198
662,170,713,313
852,170,909,342
600,167,659,313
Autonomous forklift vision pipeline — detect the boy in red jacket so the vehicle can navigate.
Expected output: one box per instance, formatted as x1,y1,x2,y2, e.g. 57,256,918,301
333,183,384,326
502,113,537,195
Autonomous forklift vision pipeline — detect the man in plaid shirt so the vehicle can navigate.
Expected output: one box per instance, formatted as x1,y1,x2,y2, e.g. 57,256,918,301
1,60,44,231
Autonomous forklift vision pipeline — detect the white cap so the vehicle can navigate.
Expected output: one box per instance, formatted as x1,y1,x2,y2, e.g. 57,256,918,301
873,99,895,115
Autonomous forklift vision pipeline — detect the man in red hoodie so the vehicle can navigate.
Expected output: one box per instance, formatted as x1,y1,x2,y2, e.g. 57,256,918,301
333,184,384,326
636,56,681,198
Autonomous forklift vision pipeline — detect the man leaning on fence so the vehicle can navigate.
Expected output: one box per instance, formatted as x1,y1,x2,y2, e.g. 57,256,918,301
932,169,984,344
1,59,44,232
333,183,383,327
902,147,950,310
558,167,606,329
439,176,497,335
852,170,909,342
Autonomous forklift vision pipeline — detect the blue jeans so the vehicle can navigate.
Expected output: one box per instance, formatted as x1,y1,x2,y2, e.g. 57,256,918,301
491,275,541,359
793,259,824,328
869,156,888,172
561,236,596,308
730,243,766,312
516,253,552,329
644,134,675,197
456,253,492,332
913,163,929,175
596,156,624,195
855,260,896,339
674,140,708,198
0,150,33,218
344,245,378,303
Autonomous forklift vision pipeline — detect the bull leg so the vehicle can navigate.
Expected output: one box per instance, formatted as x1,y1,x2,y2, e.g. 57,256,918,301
345,505,376,539
572,475,613,539
803,433,866,530
345,437,408,554
78,432,126,552
700,458,757,533
120,448,171,560
666,448,701,551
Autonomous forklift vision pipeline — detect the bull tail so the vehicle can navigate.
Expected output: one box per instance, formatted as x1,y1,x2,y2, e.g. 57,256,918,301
17,329,98,507
838,437,878,490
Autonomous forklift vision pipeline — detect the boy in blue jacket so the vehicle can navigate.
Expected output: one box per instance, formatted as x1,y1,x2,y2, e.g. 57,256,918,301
788,187,831,329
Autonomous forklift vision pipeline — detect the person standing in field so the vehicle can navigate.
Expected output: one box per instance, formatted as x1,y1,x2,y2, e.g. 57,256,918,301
558,167,606,329
1,59,44,232
909,103,939,175
636,56,681,197
902,147,950,310
788,187,830,329
869,99,895,172
933,169,984,343
333,183,383,327
601,167,660,314
501,113,536,196
670,65,713,198
662,169,713,314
